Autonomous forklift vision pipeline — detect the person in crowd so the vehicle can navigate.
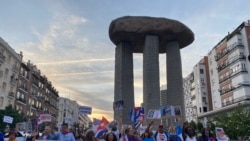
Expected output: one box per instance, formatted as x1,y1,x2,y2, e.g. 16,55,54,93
168,126,182,141
111,126,119,141
141,121,154,141
7,131,17,141
76,135,83,141
182,121,189,141
26,135,33,141
0,131,4,141
133,131,141,141
154,124,168,141
141,132,154,141
85,129,98,141
105,132,117,141
58,123,76,141
36,126,55,140
52,127,59,140
199,128,217,141
120,127,137,141
184,126,196,141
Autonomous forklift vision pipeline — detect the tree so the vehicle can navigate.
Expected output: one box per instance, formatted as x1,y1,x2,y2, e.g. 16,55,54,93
213,104,250,140
189,120,197,133
0,105,27,132
197,122,203,133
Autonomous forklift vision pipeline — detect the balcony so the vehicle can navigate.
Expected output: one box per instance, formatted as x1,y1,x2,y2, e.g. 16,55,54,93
222,96,250,107
219,82,250,95
219,86,238,95
12,65,19,73
19,86,28,93
8,92,15,98
217,54,246,72
10,80,17,86
16,98,26,105
215,42,244,61
219,68,248,84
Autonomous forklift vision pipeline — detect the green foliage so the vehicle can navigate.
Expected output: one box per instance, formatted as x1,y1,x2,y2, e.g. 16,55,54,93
189,120,197,132
187,121,204,134
213,104,250,140
0,105,27,132
209,121,216,133
197,122,203,133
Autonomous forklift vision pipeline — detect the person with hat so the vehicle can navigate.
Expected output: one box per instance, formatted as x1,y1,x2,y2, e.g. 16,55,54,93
154,124,168,141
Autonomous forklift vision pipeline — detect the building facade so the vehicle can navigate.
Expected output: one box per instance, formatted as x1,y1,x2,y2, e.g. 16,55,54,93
0,37,22,109
199,21,250,120
183,57,212,122
58,97,79,128
16,61,59,124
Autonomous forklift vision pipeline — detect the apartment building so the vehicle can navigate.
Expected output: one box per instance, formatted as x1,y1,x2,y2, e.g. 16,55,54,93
183,72,196,122
183,57,212,122
199,21,250,120
78,113,91,129
0,37,22,109
58,97,80,128
16,61,59,124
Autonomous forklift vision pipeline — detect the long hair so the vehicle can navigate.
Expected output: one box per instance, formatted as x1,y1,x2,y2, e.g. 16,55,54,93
105,132,117,141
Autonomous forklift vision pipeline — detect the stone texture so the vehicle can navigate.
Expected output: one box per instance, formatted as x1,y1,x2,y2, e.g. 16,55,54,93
143,35,161,127
114,41,134,125
109,16,194,53
166,41,185,121
110,16,194,126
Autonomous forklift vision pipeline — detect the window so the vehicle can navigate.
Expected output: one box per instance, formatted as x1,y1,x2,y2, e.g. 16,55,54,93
7,54,11,63
2,82,6,92
200,69,204,74
4,68,9,79
0,97,3,106
203,107,207,112
17,92,20,99
8,100,11,106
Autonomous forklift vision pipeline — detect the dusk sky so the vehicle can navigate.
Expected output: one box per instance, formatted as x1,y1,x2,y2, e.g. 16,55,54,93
1,0,249,120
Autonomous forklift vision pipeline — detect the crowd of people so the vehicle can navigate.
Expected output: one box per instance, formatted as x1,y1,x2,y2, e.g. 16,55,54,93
0,121,219,141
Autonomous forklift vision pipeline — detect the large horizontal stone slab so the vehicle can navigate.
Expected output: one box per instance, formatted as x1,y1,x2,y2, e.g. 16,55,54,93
109,16,194,53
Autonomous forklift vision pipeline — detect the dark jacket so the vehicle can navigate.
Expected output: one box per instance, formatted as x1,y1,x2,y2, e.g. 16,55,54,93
0,132,4,141
169,134,182,141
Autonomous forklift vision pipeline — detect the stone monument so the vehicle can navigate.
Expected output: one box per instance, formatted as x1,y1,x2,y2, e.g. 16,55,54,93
109,16,194,127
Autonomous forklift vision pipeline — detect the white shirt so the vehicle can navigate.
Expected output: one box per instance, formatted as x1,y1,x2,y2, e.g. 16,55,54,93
156,132,168,141
185,136,197,141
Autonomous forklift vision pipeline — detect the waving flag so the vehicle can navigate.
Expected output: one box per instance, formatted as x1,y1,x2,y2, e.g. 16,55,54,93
130,107,144,122
95,128,108,138
97,117,109,131
134,120,142,129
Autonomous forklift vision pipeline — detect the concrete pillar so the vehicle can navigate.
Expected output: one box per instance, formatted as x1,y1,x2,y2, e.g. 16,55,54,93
166,41,185,122
143,35,160,125
114,41,134,125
